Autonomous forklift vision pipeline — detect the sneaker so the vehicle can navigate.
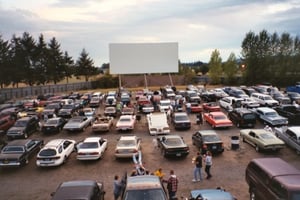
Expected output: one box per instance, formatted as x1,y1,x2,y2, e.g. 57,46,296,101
192,179,197,182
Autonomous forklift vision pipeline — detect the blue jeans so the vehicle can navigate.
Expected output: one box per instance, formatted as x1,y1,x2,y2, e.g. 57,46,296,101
193,167,203,181
168,191,176,200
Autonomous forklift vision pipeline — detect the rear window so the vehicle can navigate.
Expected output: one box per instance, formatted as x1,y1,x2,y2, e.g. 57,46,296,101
243,113,256,120
39,149,57,156
124,189,167,200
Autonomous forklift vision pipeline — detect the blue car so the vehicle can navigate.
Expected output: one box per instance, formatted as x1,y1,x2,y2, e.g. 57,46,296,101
189,188,236,200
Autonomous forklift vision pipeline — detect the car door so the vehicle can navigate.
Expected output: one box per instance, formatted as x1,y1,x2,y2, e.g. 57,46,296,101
192,132,202,147
63,140,74,157
247,131,257,146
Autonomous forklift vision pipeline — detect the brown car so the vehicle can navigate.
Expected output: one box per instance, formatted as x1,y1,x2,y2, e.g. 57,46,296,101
0,114,16,133
246,158,300,200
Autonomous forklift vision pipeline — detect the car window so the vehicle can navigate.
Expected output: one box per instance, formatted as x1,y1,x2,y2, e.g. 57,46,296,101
243,114,256,120
203,135,220,142
26,140,36,150
39,149,57,156
2,146,25,153
80,142,99,149
164,138,183,146
118,140,136,147
58,146,63,153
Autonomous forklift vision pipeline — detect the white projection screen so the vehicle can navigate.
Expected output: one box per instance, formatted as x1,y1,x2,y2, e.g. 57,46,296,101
109,42,178,74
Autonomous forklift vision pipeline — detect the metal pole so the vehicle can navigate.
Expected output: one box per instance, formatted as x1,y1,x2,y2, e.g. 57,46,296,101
168,73,174,86
144,74,148,89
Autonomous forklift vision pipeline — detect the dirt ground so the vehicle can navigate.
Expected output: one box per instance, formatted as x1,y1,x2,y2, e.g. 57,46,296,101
0,104,300,200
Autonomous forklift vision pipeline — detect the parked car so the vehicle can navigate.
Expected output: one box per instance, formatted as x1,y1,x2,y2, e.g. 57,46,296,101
121,107,135,115
209,88,229,99
57,104,76,118
272,91,291,105
6,116,39,139
121,175,168,200
190,102,202,113
200,91,218,102
240,129,285,152
255,107,288,127
240,97,260,109
42,103,61,117
116,115,136,131
41,117,66,134
63,116,91,132
156,135,189,158
76,137,108,160
228,88,249,99
219,97,243,111
51,180,105,200
192,130,224,154
287,92,300,104
274,104,300,125
172,112,191,130
188,188,237,200
0,139,43,167
228,108,256,128
115,135,141,159
147,112,170,135
274,126,300,154
203,111,233,129
89,97,101,108
92,116,114,132
0,114,16,133
104,106,117,117
202,102,221,112
250,93,279,107
36,139,76,167
246,158,300,200
83,107,96,122
141,103,154,114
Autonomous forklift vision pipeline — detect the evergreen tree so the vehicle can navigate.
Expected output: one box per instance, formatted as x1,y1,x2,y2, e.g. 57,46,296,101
75,49,98,82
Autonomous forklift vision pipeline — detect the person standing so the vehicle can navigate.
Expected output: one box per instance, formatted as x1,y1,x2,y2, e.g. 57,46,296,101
164,170,178,200
113,175,123,200
154,168,165,180
192,152,203,182
204,151,212,179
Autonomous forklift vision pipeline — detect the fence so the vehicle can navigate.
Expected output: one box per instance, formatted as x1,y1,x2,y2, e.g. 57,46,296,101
0,82,92,102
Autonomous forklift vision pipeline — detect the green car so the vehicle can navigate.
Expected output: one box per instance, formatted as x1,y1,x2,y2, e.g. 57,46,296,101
240,129,285,152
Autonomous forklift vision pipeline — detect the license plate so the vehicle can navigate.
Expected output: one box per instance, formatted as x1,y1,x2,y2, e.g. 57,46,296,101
212,146,217,149
3,160,9,164
176,153,181,156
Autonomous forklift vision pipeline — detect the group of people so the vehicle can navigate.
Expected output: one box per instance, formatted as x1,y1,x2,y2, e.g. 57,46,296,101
193,151,213,182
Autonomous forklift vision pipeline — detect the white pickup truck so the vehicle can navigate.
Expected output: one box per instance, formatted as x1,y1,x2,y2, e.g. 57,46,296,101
274,126,300,154
147,112,170,135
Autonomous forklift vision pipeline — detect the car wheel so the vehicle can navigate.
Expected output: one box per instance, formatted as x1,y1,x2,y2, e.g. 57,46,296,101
250,188,256,200
63,156,67,164
255,145,260,152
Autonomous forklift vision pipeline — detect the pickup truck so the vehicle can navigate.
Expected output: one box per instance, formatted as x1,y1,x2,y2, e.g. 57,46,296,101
274,126,300,154
274,104,300,125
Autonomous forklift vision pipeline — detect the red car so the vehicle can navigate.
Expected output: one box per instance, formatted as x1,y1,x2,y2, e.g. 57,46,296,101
204,111,233,129
190,102,203,113
202,102,221,112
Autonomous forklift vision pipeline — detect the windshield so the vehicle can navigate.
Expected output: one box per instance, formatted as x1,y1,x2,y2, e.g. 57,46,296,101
118,140,136,147
203,135,220,142
124,189,167,200
120,118,131,122
165,138,183,146
39,149,57,156
14,120,27,127
46,119,59,125
175,115,189,121
265,112,277,117
62,104,73,109
214,115,227,120
260,133,275,139
243,114,256,120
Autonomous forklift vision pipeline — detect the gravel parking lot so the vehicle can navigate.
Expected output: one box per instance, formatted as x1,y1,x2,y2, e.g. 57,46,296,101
1,104,300,200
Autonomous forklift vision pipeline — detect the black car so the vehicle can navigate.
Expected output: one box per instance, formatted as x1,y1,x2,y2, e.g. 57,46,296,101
43,103,61,118
0,139,43,167
41,117,67,134
172,112,191,130
200,91,217,102
51,180,105,200
228,108,256,128
57,104,76,118
6,116,39,139
157,135,189,158
287,92,300,104
192,130,224,154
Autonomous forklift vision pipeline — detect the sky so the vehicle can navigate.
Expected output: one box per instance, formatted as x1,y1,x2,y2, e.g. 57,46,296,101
1,0,300,67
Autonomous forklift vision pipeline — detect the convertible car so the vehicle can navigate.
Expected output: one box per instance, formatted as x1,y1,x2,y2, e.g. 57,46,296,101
204,111,233,129
63,116,91,132
0,139,43,167
92,116,114,132
240,129,285,152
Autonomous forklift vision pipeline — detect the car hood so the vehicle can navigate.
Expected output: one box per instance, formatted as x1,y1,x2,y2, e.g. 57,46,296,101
268,115,287,121
59,109,72,113
64,122,83,128
7,127,25,133
190,189,235,200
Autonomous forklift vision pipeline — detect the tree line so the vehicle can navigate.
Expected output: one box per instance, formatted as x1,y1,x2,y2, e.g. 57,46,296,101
0,32,98,89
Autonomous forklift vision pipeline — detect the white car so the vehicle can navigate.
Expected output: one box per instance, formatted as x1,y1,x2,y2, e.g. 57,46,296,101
76,137,108,160
36,139,76,167
219,96,243,111
115,136,141,158
116,115,136,131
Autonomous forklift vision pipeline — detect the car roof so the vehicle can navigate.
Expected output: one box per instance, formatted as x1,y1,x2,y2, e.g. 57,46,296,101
83,137,102,142
126,175,162,190
257,107,275,112
197,130,218,136
190,189,235,200
120,135,137,140
52,180,102,200
160,135,181,139
207,111,225,116
44,139,67,147
247,129,271,135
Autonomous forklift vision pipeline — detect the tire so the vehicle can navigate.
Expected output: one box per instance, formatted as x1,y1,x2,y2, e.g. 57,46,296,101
63,156,67,164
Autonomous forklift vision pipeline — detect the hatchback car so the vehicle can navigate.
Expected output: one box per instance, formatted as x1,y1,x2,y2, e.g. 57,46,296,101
36,139,76,167
51,180,105,200
192,130,224,154
228,108,256,128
